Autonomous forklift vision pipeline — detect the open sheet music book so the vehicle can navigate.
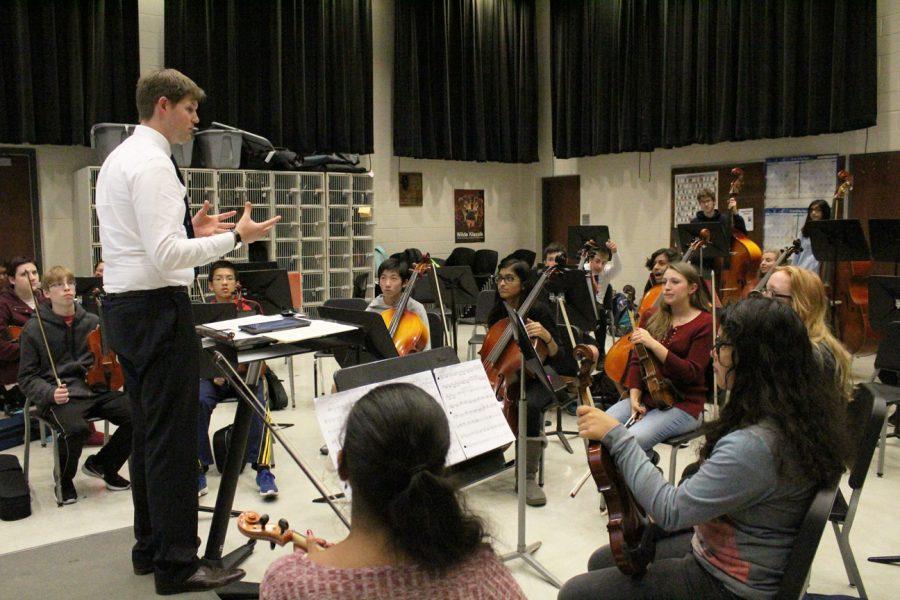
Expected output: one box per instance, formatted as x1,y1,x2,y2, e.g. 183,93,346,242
314,360,515,470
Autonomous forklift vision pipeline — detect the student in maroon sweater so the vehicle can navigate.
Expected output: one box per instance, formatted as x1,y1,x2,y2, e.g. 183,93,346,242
0,258,47,413
606,262,713,453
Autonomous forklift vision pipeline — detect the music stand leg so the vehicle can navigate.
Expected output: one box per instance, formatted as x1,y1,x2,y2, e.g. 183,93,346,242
500,361,562,589
868,555,900,565
202,361,263,569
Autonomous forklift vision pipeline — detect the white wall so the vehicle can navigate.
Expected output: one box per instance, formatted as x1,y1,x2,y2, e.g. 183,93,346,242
533,0,900,292
17,0,900,279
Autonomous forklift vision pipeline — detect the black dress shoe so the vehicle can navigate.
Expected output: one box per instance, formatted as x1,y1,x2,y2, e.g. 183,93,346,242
155,565,245,595
133,562,154,576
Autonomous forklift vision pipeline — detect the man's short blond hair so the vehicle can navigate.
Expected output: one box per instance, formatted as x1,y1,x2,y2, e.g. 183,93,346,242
136,69,206,121
42,266,75,291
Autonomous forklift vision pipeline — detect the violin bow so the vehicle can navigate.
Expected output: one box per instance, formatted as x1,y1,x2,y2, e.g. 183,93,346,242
26,282,63,387
429,258,452,345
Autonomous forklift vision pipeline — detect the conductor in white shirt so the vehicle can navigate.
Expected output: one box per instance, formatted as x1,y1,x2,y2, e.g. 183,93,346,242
96,69,279,595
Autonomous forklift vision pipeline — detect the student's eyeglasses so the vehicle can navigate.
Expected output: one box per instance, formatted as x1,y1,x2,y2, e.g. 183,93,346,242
760,288,792,302
495,275,519,284
48,281,75,290
211,275,236,282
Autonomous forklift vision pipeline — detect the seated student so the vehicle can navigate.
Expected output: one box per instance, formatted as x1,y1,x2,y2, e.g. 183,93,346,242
643,248,680,296
0,261,8,288
756,249,777,280
560,297,850,600
584,241,621,355
17,266,133,504
198,260,277,497
790,199,829,274
542,242,566,269
690,188,747,276
0,258,48,414
93,260,105,280
366,258,431,351
762,265,853,400
606,262,712,455
485,257,568,506
260,383,526,600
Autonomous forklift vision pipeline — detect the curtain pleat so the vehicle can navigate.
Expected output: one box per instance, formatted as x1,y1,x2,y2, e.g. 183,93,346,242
551,0,877,159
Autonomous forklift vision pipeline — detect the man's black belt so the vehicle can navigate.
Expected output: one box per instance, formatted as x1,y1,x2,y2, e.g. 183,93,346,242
105,286,189,299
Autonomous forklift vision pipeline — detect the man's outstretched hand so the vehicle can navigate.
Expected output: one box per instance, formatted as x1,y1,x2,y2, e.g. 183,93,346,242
235,201,281,244
192,200,237,237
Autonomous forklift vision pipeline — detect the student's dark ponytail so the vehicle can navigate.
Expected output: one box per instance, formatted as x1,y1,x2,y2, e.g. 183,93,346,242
341,383,489,573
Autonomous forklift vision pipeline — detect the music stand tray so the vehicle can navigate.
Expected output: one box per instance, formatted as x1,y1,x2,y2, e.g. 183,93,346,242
316,305,398,366
868,276,900,333
676,223,730,258
567,226,610,259
192,303,238,379
545,268,599,334
807,220,871,263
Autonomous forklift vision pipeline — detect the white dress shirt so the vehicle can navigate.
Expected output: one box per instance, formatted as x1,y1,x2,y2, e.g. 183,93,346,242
584,253,622,305
96,125,236,293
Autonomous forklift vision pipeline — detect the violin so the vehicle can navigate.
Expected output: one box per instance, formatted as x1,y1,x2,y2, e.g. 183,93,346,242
236,511,326,552
744,239,802,298
719,168,762,304
85,290,125,392
479,266,556,432
573,342,654,577
627,310,681,410
381,255,431,356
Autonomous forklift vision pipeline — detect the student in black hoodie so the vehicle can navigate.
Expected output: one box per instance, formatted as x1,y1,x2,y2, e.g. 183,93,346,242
18,266,132,504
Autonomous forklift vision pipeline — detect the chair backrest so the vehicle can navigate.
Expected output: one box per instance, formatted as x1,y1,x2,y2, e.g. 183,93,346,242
445,247,476,267
775,480,841,600
473,249,499,275
506,249,537,268
474,290,496,324
427,311,445,348
323,297,369,312
874,321,900,374
850,384,889,490
352,272,369,299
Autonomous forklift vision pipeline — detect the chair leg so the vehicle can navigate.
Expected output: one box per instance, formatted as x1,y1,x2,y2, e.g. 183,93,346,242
39,420,48,448
103,420,109,444
833,521,868,598
23,412,32,485
287,356,296,408
313,357,319,398
668,446,680,485
878,410,889,477
51,429,63,507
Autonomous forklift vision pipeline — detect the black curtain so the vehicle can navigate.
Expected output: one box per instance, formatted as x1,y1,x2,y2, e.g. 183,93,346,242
393,0,538,163
0,0,139,145
166,0,373,155
551,0,877,158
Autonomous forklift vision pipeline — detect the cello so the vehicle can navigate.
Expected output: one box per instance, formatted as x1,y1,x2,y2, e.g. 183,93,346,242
831,170,878,354
381,255,431,356
237,511,328,551
479,266,556,431
719,168,762,304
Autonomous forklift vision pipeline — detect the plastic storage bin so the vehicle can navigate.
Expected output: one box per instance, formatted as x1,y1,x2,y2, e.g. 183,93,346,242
171,139,194,167
90,123,134,164
195,130,242,169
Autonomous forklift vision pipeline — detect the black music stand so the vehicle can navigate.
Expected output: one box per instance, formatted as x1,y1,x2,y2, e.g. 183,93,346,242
316,305,398,367
546,268,599,335
233,260,279,272
869,276,900,333
75,277,103,315
428,266,480,352
567,225,610,259
868,219,900,275
192,303,238,378
499,302,561,587
676,222,730,279
237,269,293,315
807,220,871,331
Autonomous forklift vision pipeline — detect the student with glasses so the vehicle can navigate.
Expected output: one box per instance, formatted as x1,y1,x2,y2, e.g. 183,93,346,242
560,297,850,599
604,262,712,456
761,266,852,399
485,257,567,507
17,266,133,504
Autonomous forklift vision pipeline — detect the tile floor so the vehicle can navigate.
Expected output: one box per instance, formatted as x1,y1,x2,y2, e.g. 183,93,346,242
1,328,897,599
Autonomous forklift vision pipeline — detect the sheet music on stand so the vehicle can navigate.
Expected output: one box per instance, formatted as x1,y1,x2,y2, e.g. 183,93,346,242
315,360,514,474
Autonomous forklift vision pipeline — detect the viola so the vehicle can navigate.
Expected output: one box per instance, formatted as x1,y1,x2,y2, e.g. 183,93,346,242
573,342,654,577
719,168,762,304
479,266,556,432
85,291,125,392
743,239,802,298
831,170,878,354
236,511,325,552
627,310,681,410
381,255,431,356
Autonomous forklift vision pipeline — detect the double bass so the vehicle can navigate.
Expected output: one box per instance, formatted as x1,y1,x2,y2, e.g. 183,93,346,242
381,255,431,356
479,266,556,431
831,170,878,354
719,168,762,304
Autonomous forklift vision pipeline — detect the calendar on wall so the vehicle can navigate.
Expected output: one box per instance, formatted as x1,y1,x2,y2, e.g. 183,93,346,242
673,171,718,226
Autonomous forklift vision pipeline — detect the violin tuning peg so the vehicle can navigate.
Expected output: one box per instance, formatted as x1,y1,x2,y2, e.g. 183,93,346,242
278,518,289,532
259,514,269,527
270,542,276,550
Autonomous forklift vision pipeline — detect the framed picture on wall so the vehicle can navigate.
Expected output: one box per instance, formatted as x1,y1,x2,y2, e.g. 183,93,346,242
399,172,423,207
454,189,485,243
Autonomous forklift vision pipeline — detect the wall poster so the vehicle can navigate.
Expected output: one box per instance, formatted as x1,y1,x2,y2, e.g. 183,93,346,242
454,189,485,243
398,172,423,207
